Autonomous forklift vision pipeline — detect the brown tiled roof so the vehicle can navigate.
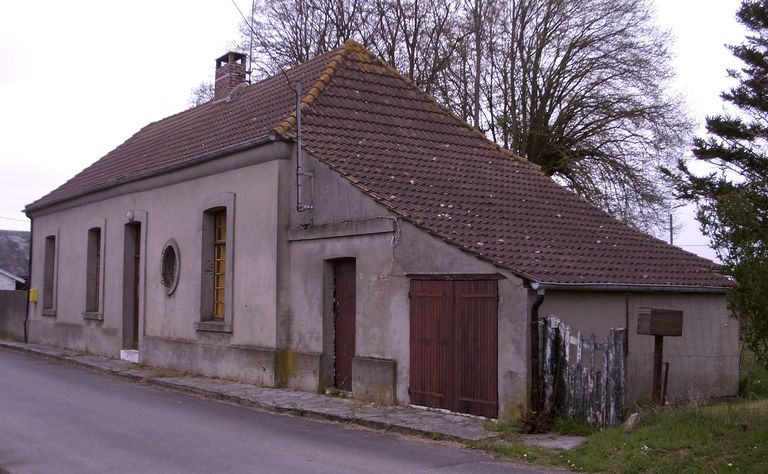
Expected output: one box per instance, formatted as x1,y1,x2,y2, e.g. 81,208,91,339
26,52,334,209
27,41,730,288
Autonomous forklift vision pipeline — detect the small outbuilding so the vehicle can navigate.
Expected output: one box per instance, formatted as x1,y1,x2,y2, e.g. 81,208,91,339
0,229,30,290
24,42,737,419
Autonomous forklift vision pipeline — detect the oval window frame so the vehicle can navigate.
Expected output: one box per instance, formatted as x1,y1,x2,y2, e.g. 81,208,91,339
160,239,180,296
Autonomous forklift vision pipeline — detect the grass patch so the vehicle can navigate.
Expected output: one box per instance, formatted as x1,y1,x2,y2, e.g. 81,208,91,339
429,431,444,441
566,400,768,472
484,419,525,439
467,438,566,466
551,415,597,436
469,399,768,472
325,387,349,398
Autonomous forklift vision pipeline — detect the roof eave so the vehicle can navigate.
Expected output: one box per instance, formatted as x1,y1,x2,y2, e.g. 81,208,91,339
25,133,278,214
528,281,731,294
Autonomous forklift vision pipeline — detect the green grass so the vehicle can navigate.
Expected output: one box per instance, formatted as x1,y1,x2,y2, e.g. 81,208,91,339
469,399,768,472
484,418,525,439
551,415,597,437
325,387,349,398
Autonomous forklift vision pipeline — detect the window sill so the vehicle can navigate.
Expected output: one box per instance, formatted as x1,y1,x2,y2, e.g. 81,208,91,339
82,311,103,321
41,309,57,317
195,321,232,333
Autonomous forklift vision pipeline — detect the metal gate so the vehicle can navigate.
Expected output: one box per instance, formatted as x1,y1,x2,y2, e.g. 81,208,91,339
409,279,498,418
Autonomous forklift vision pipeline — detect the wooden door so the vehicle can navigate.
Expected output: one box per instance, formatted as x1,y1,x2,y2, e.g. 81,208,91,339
408,280,452,410
334,259,356,391
409,279,498,418
132,223,141,349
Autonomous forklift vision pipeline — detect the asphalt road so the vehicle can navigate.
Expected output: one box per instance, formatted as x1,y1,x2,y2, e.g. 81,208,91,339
0,348,555,474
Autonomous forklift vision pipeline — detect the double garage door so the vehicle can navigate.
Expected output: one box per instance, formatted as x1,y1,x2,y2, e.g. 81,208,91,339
409,279,498,418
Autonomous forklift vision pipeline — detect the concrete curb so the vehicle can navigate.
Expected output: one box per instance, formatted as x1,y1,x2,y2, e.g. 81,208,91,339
0,340,495,443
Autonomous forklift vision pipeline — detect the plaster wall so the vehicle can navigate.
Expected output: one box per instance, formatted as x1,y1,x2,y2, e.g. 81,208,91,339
28,204,120,355
26,141,532,417
540,291,739,404
283,152,530,416
27,145,286,369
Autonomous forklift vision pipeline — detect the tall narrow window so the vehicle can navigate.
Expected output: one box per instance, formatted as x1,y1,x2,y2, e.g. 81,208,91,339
85,227,103,315
213,210,226,320
197,192,234,333
42,234,57,313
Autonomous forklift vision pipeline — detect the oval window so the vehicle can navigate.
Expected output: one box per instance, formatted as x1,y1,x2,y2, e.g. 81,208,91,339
161,239,180,295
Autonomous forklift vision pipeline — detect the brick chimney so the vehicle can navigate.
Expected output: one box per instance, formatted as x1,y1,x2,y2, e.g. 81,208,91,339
214,52,247,101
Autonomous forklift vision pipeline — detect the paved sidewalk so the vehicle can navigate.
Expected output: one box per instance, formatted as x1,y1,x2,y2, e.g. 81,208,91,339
0,339,493,442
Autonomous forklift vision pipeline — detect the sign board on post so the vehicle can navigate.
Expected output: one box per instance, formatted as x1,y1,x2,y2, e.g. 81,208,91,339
637,308,683,336
637,307,684,406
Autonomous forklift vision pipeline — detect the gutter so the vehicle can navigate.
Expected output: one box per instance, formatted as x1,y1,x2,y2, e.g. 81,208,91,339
529,281,730,294
25,134,278,214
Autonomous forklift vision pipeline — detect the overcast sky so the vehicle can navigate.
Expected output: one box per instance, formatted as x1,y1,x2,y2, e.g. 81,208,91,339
0,0,747,260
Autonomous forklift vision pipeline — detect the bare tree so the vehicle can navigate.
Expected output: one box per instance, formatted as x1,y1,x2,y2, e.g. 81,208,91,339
205,0,689,233
188,82,215,107
477,0,691,231
236,0,372,79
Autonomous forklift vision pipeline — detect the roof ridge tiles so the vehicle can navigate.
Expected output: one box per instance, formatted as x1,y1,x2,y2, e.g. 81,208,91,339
272,43,351,138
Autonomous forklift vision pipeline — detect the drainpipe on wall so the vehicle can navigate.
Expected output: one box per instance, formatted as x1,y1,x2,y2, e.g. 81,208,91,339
23,217,33,343
624,293,630,357
295,81,312,213
530,283,546,413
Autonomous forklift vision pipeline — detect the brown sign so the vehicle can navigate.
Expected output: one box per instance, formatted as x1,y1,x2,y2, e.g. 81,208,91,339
637,307,683,337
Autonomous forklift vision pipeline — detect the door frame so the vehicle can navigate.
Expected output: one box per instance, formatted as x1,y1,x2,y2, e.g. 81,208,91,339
321,257,357,392
122,210,147,352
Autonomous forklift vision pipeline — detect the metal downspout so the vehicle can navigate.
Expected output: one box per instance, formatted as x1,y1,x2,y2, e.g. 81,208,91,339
530,286,545,413
23,218,32,343
624,293,630,357
296,81,312,213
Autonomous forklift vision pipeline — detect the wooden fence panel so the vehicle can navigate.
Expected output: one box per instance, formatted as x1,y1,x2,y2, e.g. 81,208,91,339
541,315,626,429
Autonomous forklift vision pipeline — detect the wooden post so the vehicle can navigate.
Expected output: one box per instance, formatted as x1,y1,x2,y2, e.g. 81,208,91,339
638,308,682,407
652,335,664,406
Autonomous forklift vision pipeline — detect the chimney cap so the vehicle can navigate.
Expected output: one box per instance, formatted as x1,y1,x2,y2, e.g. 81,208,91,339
216,51,247,68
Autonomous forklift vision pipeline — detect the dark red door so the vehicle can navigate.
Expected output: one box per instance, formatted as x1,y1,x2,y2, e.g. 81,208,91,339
334,259,356,391
408,280,452,411
409,279,498,418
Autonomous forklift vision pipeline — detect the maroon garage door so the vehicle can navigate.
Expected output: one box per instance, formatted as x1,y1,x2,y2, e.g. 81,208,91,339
409,279,498,418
